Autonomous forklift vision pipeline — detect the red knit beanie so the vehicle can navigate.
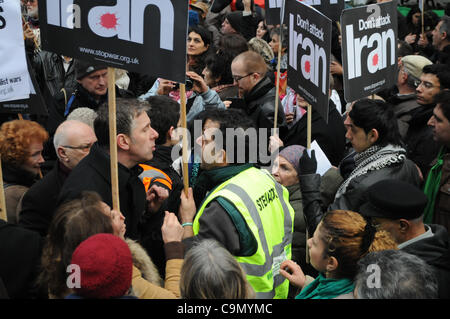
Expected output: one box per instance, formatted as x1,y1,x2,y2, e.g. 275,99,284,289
70,233,133,299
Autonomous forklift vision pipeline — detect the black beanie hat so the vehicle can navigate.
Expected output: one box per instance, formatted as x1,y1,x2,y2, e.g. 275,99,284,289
74,59,108,80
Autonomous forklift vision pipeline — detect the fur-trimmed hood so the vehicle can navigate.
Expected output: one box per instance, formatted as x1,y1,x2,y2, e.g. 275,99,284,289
125,239,163,287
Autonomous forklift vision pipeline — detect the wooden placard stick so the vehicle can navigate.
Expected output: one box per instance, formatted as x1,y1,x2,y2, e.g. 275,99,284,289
305,102,312,264
0,156,7,222
421,1,425,37
107,67,120,211
273,31,283,133
179,84,189,195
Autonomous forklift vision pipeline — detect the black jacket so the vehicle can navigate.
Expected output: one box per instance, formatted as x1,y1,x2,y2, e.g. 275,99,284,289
19,161,70,237
0,220,44,299
32,51,76,98
283,100,346,167
2,163,40,224
244,76,287,132
57,143,146,240
405,104,441,178
402,224,450,299
300,156,421,235
387,93,421,141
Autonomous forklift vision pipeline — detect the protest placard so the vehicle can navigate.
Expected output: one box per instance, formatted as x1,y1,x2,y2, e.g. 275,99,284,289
0,0,31,103
287,0,331,123
341,1,398,102
266,0,344,25
39,0,189,83
0,57,47,115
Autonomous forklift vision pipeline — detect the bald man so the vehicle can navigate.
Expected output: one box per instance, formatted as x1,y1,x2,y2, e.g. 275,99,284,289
19,120,97,236
231,51,286,132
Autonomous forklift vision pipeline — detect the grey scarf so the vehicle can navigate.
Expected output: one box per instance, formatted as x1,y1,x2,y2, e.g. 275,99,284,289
335,144,407,199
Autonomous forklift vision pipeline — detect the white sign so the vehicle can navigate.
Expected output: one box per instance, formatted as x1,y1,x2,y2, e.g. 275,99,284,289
310,140,332,176
0,0,31,102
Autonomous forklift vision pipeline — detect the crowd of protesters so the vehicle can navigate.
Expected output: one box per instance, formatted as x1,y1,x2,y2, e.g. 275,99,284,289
0,0,449,300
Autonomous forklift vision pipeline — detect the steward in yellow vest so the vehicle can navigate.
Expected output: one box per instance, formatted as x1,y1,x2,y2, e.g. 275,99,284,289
179,108,294,299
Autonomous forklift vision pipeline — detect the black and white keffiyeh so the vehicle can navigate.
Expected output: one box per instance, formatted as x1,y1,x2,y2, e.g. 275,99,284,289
335,144,407,199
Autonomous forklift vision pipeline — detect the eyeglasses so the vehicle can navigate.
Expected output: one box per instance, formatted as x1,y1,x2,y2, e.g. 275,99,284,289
232,73,254,82
418,81,440,89
62,143,93,151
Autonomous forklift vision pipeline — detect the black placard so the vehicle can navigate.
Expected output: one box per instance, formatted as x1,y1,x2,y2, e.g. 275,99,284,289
341,2,398,102
287,0,331,123
38,0,188,83
266,0,345,25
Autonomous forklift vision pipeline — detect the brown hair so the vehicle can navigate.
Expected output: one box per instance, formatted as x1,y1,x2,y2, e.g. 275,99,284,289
233,51,268,77
319,210,397,280
0,120,48,166
39,192,114,298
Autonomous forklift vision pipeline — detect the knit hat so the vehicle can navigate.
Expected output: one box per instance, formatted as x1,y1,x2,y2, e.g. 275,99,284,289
359,179,428,220
74,59,108,80
70,233,133,299
279,145,306,177
226,11,243,34
248,37,275,66
401,55,432,80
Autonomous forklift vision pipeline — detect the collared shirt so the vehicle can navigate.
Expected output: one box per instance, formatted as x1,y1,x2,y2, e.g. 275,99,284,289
398,224,434,249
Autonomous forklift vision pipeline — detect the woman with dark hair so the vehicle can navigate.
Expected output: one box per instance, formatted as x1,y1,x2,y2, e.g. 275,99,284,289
256,19,271,43
216,33,249,60
281,210,397,299
38,191,184,299
202,52,238,100
187,25,214,75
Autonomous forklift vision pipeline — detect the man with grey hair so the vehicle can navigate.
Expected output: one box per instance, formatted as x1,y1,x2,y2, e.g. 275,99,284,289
354,250,438,299
387,55,432,140
19,120,97,236
359,179,450,298
58,98,167,241
430,15,450,64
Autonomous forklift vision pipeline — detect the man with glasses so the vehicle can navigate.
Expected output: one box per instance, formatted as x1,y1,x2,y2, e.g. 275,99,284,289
231,51,287,142
19,120,97,237
405,64,450,178
387,55,432,140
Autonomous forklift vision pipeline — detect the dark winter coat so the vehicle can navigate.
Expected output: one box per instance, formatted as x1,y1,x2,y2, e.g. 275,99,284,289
300,157,421,235
19,161,70,237
57,143,147,240
283,100,346,167
0,220,44,299
32,51,76,98
387,93,421,141
405,104,441,178
2,163,40,224
244,76,287,132
402,224,450,299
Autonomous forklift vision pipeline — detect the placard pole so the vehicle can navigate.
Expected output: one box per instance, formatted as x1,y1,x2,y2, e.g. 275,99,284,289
0,157,7,222
179,84,189,195
107,67,120,211
273,31,283,132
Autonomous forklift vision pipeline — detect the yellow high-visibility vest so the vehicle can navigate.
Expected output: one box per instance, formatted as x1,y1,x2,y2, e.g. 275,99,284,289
194,167,295,299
